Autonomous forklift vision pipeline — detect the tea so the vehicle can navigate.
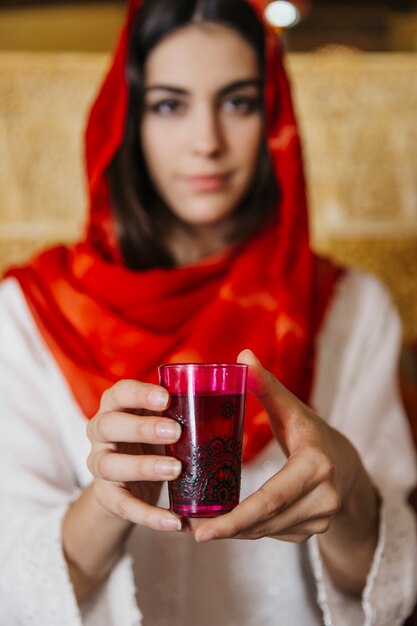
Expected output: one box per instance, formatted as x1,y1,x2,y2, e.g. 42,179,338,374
164,392,245,517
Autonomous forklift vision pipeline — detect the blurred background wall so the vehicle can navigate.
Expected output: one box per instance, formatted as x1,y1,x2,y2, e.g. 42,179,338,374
0,1,416,327
0,0,416,53
0,1,124,52
1,1,416,332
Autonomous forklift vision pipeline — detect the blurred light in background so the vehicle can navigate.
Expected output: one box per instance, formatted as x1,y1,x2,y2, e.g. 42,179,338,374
265,1,301,28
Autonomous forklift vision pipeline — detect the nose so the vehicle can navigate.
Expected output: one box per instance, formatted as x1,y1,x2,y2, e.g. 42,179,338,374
190,104,224,158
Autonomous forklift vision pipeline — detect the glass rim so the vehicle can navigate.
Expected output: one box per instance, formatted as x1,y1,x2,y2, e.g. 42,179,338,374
158,362,248,370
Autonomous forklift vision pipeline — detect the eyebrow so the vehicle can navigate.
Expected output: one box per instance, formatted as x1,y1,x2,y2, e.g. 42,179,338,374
143,79,262,97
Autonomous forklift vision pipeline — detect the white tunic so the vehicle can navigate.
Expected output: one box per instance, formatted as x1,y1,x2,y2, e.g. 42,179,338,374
0,271,416,626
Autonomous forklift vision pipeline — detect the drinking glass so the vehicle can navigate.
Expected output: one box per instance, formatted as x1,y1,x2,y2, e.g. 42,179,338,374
158,363,247,518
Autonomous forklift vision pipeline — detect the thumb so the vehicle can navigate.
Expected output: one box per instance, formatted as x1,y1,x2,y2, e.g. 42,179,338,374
237,349,304,449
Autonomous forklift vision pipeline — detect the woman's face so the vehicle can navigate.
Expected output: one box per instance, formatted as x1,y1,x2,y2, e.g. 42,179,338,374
140,23,263,227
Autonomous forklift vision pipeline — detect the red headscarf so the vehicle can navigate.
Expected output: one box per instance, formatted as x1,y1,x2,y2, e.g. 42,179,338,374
5,0,340,462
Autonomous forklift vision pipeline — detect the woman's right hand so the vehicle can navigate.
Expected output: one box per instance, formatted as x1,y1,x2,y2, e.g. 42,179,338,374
86,379,183,532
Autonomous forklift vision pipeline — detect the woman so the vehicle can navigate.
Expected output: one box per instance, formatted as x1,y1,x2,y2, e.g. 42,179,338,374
0,0,416,624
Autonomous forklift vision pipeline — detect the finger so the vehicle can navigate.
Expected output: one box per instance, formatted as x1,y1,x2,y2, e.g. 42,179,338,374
100,379,170,413
237,350,308,447
274,517,332,537
89,451,182,482
260,518,330,544
240,482,339,540
88,411,182,445
194,509,331,543
195,449,335,543
237,349,300,409
245,495,335,540
272,534,312,544
194,454,311,542
95,480,181,531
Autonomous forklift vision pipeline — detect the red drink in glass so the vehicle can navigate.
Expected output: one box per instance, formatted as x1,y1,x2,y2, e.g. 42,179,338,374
158,363,247,518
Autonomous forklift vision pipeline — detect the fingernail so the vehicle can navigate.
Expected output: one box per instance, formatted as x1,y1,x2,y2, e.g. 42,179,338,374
196,530,218,543
149,389,169,409
156,421,181,440
161,516,182,531
249,350,261,366
155,460,182,477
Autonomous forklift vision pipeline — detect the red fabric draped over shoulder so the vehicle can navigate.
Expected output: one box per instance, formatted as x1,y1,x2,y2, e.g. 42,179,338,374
5,0,341,462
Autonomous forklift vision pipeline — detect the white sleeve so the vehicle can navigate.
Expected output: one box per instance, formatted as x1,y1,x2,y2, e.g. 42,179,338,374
0,279,142,626
309,270,417,626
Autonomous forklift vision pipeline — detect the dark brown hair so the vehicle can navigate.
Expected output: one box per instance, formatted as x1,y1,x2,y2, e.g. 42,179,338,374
107,0,280,269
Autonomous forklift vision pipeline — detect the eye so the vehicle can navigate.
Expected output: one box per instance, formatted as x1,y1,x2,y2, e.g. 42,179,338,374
222,95,261,115
147,99,185,116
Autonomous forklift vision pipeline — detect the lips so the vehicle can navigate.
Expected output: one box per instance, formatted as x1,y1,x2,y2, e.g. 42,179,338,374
185,173,230,192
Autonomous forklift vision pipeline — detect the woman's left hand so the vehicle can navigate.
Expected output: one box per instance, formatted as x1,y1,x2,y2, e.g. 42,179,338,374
190,349,379,592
